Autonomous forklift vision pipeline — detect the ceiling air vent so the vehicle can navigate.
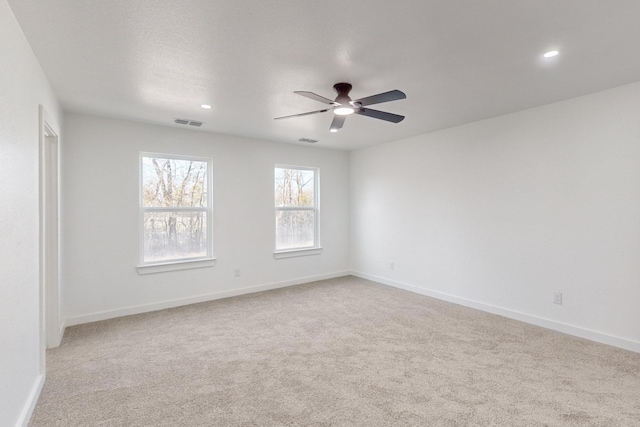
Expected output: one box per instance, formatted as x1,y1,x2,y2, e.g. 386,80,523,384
174,118,204,127
298,138,318,144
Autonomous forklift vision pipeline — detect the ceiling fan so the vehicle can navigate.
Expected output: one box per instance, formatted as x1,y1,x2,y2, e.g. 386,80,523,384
275,83,406,132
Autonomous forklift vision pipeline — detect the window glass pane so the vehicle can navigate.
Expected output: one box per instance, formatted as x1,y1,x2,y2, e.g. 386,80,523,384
275,168,315,207
142,157,207,208
276,210,315,250
143,211,207,262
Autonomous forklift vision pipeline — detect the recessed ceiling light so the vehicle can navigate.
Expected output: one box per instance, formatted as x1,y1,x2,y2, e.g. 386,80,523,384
201,104,212,109
543,50,559,58
330,128,338,133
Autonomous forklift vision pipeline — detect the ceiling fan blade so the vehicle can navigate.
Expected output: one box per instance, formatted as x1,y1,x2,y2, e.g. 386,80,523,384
355,108,405,123
294,91,337,105
274,109,330,120
330,114,346,131
353,90,406,107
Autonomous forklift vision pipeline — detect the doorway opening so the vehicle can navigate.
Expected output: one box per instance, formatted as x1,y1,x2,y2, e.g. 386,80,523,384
39,105,61,375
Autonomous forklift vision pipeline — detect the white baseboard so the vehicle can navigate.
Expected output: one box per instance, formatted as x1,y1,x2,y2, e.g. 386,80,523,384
65,271,350,327
16,373,45,427
351,271,640,354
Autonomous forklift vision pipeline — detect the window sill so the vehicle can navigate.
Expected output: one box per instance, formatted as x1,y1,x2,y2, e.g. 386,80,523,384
137,258,216,275
274,247,322,259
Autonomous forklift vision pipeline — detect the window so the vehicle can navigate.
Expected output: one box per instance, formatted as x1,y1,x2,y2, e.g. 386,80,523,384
139,153,213,267
274,165,320,256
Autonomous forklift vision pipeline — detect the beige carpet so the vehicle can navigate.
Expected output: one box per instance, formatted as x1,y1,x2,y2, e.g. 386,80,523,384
30,276,640,426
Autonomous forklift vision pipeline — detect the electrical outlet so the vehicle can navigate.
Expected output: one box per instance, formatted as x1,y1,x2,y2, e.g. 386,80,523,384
234,268,241,277
553,292,562,305
390,261,395,270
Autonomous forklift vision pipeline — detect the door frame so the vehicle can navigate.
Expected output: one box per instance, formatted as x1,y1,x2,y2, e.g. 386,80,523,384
39,105,62,375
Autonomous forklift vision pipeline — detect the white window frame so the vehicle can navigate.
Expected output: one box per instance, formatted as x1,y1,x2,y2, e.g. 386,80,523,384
137,152,215,274
274,164,322,259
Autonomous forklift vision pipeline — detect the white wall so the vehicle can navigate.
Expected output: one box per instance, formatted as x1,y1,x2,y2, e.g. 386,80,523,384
0,1,62,426
351,81,640,352
61,114,350,324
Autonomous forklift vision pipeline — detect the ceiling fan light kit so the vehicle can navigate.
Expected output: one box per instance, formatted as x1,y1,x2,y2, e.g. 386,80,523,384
275,82,406,132
334,106,355,116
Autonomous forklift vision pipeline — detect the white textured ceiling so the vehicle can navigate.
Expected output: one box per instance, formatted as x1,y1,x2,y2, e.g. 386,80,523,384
9,1,640,150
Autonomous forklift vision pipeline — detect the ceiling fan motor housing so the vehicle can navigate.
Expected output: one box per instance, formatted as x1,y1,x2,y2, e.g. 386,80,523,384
333,83,353,105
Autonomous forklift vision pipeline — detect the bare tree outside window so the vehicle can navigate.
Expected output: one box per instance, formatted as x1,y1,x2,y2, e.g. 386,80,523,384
141,154,211,263
275,166,318,250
